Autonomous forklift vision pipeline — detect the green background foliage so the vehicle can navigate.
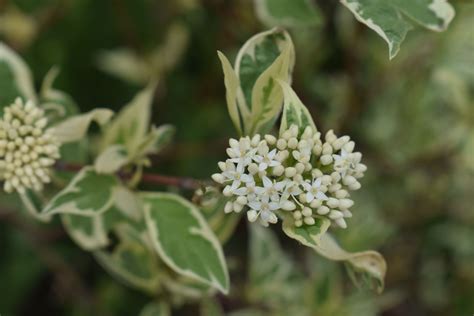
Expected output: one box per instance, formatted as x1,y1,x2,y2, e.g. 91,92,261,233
0,0,472,315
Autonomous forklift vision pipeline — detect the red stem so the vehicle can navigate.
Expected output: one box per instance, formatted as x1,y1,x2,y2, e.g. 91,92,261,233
54,162,204,190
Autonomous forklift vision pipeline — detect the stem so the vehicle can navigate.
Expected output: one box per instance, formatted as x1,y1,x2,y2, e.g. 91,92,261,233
54,161,206,191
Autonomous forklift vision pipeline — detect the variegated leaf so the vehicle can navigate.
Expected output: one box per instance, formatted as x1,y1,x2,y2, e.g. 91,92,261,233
94,223,160,293
284,213,387,294
42,167,119,216
62,213,109,250
226,28,295,135
133,124,175,159
142,192,230,294
50,108,114,143
0,42,36,114
101,84,155,156
217,51,244,135
341,0,455,59
278,80,317,136
94,145,129,174
281,215,331,248
248,223,304,307
251,37,294,134
313,233,387,293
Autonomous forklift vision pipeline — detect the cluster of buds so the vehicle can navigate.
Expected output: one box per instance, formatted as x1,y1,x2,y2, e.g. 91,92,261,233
212,125,366,228
0,98,60,193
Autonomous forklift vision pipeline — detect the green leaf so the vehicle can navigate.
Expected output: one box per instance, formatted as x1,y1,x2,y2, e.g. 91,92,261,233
39,67,79,120
278,80,317,136
254,0,323,28
142,192,230,294
62,213,109,251
233,28,295,135
341,0,455,59
250,38,294,134
113,186,143,222
217,51,245,135
37,68,89,182
42,167,119,216
94,223,161,293
314,234,387,293
0,42,36,114
281,215,331,248
18,191,51,222
101,84,155,156
132,124,176,160
248,223,304,307
94,145,129,174
50,108,114,143
284,217,387,294
140,301,171,316
162,274,215,300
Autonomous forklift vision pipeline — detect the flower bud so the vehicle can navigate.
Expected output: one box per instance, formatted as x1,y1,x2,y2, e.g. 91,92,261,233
281,200,296,211
304,217,315,225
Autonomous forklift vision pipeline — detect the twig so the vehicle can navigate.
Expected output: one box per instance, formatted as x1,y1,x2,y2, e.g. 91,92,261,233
54,161,206,190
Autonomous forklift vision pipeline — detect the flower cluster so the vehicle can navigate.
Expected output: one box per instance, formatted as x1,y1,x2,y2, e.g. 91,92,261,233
0,98,60,193
212,125,366,228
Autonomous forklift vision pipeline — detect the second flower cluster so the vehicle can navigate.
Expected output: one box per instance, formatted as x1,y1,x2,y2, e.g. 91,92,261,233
212,125,366,228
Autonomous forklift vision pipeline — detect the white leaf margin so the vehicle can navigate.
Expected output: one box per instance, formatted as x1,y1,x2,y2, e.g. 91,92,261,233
94,144,129,174
0,42,37,103
142,192,230,294
314,233,387,293
340,0,455,59
234,27,291,113
42,167,119,217
62,213,109,251
50,108,114,143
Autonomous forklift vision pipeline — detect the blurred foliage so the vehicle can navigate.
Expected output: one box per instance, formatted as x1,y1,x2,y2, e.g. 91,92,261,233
0,0,472,315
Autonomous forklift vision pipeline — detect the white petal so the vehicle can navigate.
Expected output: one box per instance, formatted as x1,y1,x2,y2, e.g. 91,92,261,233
241,173,253,183
230,180,241,191
262,176,272,188
274,181,286,191
269,202,280,210
233,187,248,195
248,201,261,211
254,186,265,195
269,160,281,167
314,178,322,187
316,191,328,201
267,148,277,159
236,163,245,173
306,192,314,203
253,155,263,163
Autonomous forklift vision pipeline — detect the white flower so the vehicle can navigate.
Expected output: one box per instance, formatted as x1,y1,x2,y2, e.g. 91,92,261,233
333,149,352,176
214,124,366,229
255,176,285,202
0,98,60,194
303,177,328,203
248,194,279,225
281,180,302,201
221,162,253,192
227,137,256,166
253,147,280,171
332,148,365,179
